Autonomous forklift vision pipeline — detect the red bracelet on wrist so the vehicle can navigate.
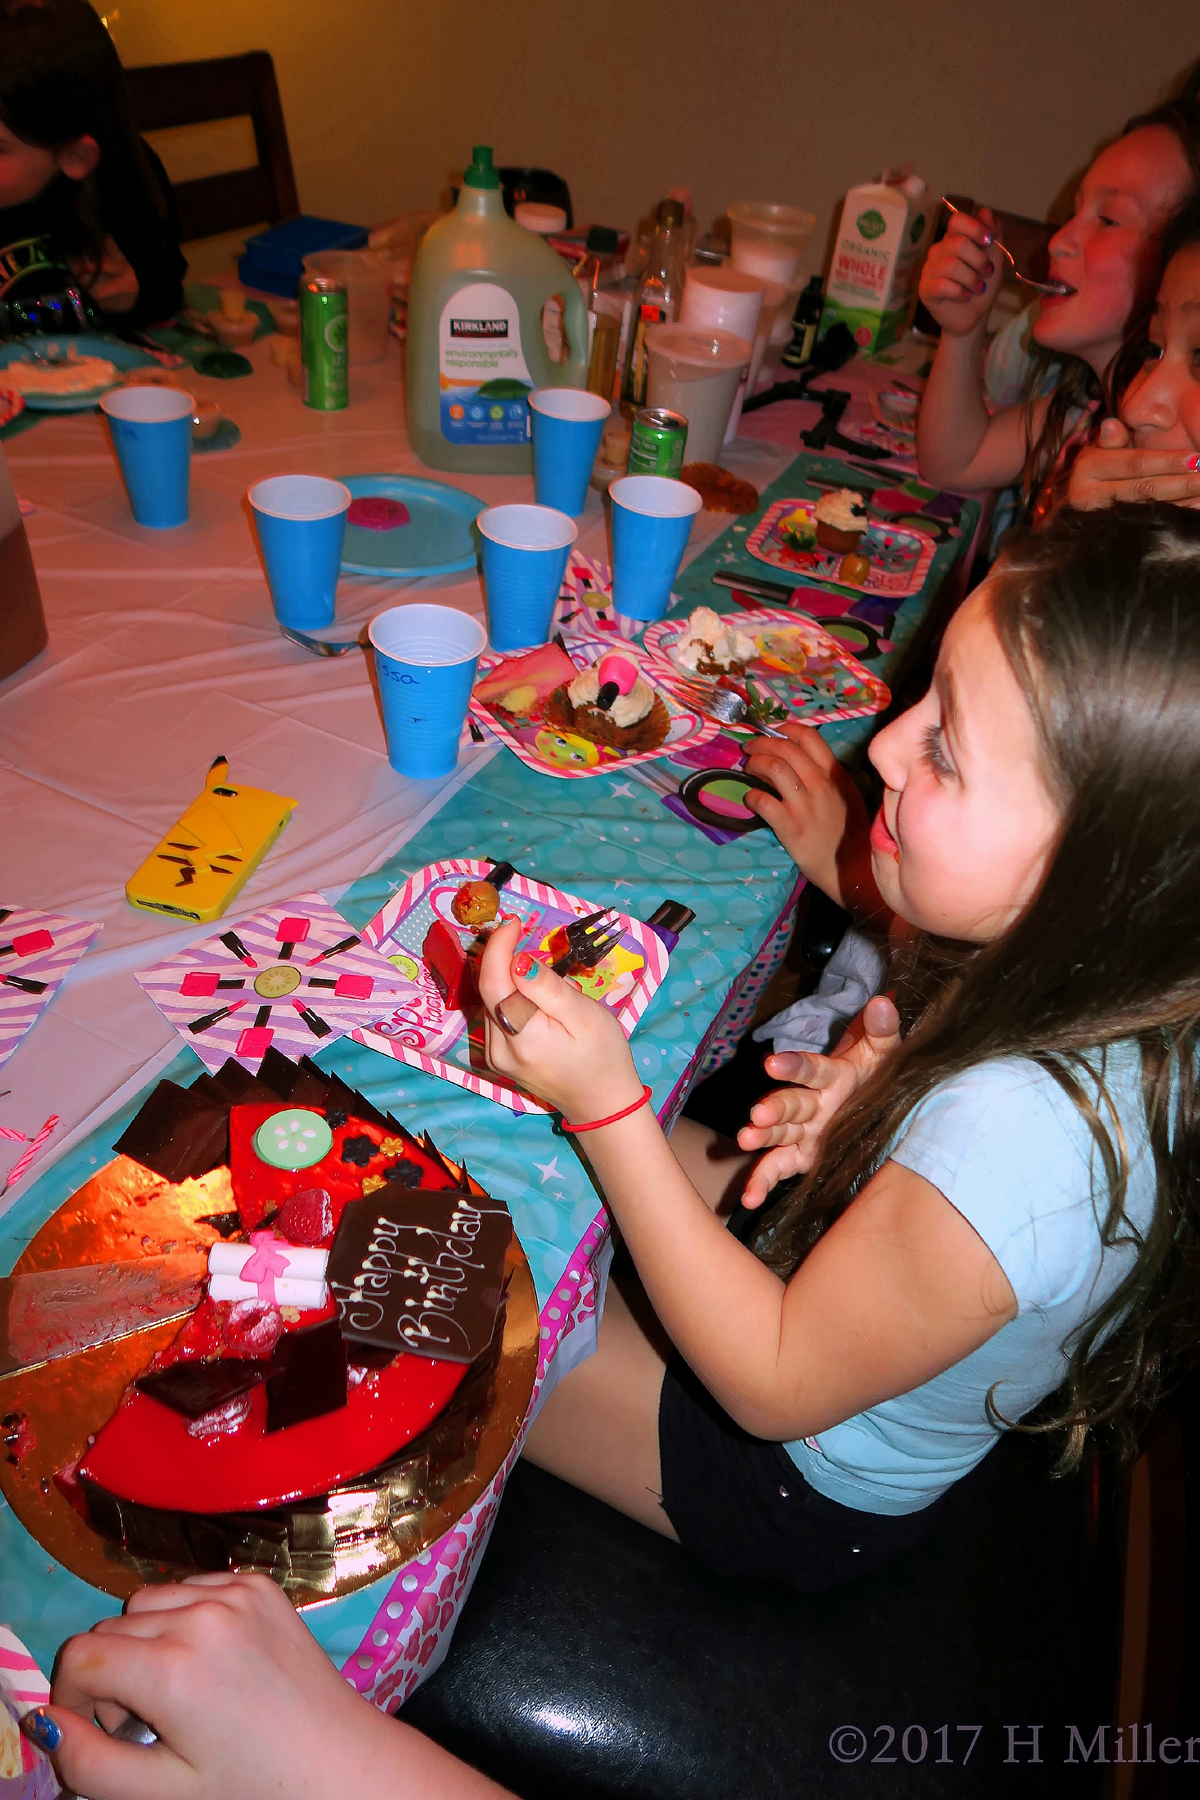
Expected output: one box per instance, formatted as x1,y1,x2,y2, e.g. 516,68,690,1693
557,1085,654,1134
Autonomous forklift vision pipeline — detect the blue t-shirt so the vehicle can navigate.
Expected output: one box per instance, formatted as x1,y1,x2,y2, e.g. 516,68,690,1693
783,1045,1156,1515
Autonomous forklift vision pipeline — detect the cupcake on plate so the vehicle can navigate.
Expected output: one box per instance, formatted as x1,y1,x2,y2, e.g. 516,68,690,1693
814,487,870,553
542,651,671,754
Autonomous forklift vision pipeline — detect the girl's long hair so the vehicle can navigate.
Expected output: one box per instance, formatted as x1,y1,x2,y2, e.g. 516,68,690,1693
0,0,167,271
754,503,1200,1470
1016,63,1200,525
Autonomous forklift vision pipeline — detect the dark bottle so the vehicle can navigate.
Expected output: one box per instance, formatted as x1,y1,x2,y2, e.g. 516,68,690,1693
781,274,824,370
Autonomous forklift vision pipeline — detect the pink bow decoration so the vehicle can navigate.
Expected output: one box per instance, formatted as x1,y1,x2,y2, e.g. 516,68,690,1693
238,1230,291,1304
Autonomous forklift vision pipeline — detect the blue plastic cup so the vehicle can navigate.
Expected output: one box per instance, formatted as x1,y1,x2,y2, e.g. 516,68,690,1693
248,474,352,630
478,503,577,651
100,385,194,529
530,387,611,517
609,475,703,623
368,602,488,779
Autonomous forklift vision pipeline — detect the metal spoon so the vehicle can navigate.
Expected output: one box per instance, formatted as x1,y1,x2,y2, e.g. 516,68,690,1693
279,625,362,657
941,199,1074,297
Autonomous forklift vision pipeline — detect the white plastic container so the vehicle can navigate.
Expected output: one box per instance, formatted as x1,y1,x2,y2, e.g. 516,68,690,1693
727,201,817,289
681,265,766,442
645,323,751,465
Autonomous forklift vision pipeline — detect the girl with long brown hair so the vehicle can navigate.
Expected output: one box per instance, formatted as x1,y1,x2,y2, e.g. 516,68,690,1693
917,75,1200,533
473,502,1200,1586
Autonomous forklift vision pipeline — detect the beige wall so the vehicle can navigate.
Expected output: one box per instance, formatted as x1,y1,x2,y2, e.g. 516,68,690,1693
106,0,1198,273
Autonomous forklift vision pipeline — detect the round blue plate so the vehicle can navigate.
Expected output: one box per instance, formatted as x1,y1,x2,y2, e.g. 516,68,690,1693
338,473,484,578
0,333,157,410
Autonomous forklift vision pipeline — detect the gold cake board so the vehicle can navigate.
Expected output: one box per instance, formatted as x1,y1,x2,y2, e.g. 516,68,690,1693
0,1155,539,1607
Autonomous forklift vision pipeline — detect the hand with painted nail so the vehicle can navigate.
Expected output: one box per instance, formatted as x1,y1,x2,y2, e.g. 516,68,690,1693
479,916,644,1123
918,204,1005,336
743,723,885,920
739,995,902,1208
35,1570,510,1800
1068,416,1200,510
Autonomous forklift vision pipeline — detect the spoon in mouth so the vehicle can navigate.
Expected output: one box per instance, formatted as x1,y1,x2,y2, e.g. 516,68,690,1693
941,199,1075,297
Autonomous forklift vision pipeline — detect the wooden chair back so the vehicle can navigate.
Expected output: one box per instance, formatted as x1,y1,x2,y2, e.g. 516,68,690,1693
125,51,299,242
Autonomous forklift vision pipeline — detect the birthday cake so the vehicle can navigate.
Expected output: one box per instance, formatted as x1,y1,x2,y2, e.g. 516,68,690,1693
62,1051,513,1585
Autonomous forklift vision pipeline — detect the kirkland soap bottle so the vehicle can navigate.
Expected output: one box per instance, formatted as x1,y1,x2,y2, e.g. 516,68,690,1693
406,145,589,473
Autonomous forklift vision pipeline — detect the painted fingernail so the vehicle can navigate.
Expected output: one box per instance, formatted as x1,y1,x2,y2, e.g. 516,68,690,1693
981,230,994,246
1187,453,1200,470
513,952,538,978
23,1710,62,1754
985,260,995,277
976,281,987,294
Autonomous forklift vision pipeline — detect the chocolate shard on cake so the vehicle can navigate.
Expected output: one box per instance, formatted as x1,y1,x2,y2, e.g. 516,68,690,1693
260,1047,333,1107
113,1078,228,1183
195,1210,244,1239
328,1187,512,1364
265,1317,348,1433
211,1058,262,1099
136,1358,265,1418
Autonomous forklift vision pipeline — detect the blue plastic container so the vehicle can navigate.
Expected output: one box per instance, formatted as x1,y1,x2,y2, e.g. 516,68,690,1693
99,386,193,528
609,475,702,622
248,474,351,628
368,603,488,778
238,216,368,296
477,503,577,651
529,387,611,517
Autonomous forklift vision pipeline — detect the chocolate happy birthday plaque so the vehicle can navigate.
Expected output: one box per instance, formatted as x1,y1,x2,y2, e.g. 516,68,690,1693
327,1187,511,1364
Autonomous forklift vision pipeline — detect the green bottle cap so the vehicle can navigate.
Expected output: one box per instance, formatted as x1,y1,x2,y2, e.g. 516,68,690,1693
586,225,619,254
463,145,500,190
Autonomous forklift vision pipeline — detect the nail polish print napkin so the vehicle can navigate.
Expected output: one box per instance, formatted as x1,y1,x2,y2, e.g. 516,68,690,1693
0,907,101,1071
134,891,408,1074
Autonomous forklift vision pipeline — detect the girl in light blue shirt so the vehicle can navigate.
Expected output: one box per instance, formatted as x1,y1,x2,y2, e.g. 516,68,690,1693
33,504,1200,1800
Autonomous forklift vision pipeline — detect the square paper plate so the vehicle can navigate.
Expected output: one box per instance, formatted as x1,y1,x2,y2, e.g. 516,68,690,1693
352,859,668,1115
746,497,936,598
470,630,718,780
642,607,889,729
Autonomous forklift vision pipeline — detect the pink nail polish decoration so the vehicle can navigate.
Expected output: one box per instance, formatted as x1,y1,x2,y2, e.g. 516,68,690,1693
1188,454,1200,471
513,951,536,977
597,653,638,696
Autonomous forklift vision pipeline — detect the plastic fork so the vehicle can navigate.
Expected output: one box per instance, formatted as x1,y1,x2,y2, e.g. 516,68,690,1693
940,199,1073,297
551,908,624,975
492,909,626,1036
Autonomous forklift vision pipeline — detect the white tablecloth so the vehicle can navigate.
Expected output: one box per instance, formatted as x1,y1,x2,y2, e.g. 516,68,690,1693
0,337,795,1189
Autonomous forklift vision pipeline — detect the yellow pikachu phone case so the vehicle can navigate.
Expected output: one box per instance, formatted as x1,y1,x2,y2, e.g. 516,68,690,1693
126,756,297,922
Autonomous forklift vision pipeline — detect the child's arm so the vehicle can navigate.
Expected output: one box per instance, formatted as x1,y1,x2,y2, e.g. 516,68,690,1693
1068,416,1200,509
742,724,887,920
42,1572,512,1800
480,926,1016,1442
916,206,1044,492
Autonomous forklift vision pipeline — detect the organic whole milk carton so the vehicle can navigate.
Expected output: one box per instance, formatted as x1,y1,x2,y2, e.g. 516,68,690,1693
820,175,938,354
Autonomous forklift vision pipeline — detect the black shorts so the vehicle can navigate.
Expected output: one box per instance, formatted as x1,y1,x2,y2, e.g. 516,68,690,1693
658,1352,950,1591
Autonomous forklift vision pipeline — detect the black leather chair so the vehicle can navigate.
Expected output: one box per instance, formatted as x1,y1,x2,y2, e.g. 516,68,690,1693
402,1430,1122,1799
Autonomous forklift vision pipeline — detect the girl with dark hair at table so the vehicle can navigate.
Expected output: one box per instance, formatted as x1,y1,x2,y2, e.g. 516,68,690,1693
0,0,184,332
917,66,1200,533
27,503,1200,1800
1066,195,1200,508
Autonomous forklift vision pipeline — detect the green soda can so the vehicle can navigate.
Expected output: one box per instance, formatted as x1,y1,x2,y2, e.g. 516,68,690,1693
626,407,688,477
300,276,349,411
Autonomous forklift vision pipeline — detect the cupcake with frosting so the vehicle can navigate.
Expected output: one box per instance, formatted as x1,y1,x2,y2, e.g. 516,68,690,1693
813,487,870,553
542,652,671,754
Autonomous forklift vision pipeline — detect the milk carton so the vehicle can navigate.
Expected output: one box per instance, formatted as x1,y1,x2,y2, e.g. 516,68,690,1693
820,176,938,354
